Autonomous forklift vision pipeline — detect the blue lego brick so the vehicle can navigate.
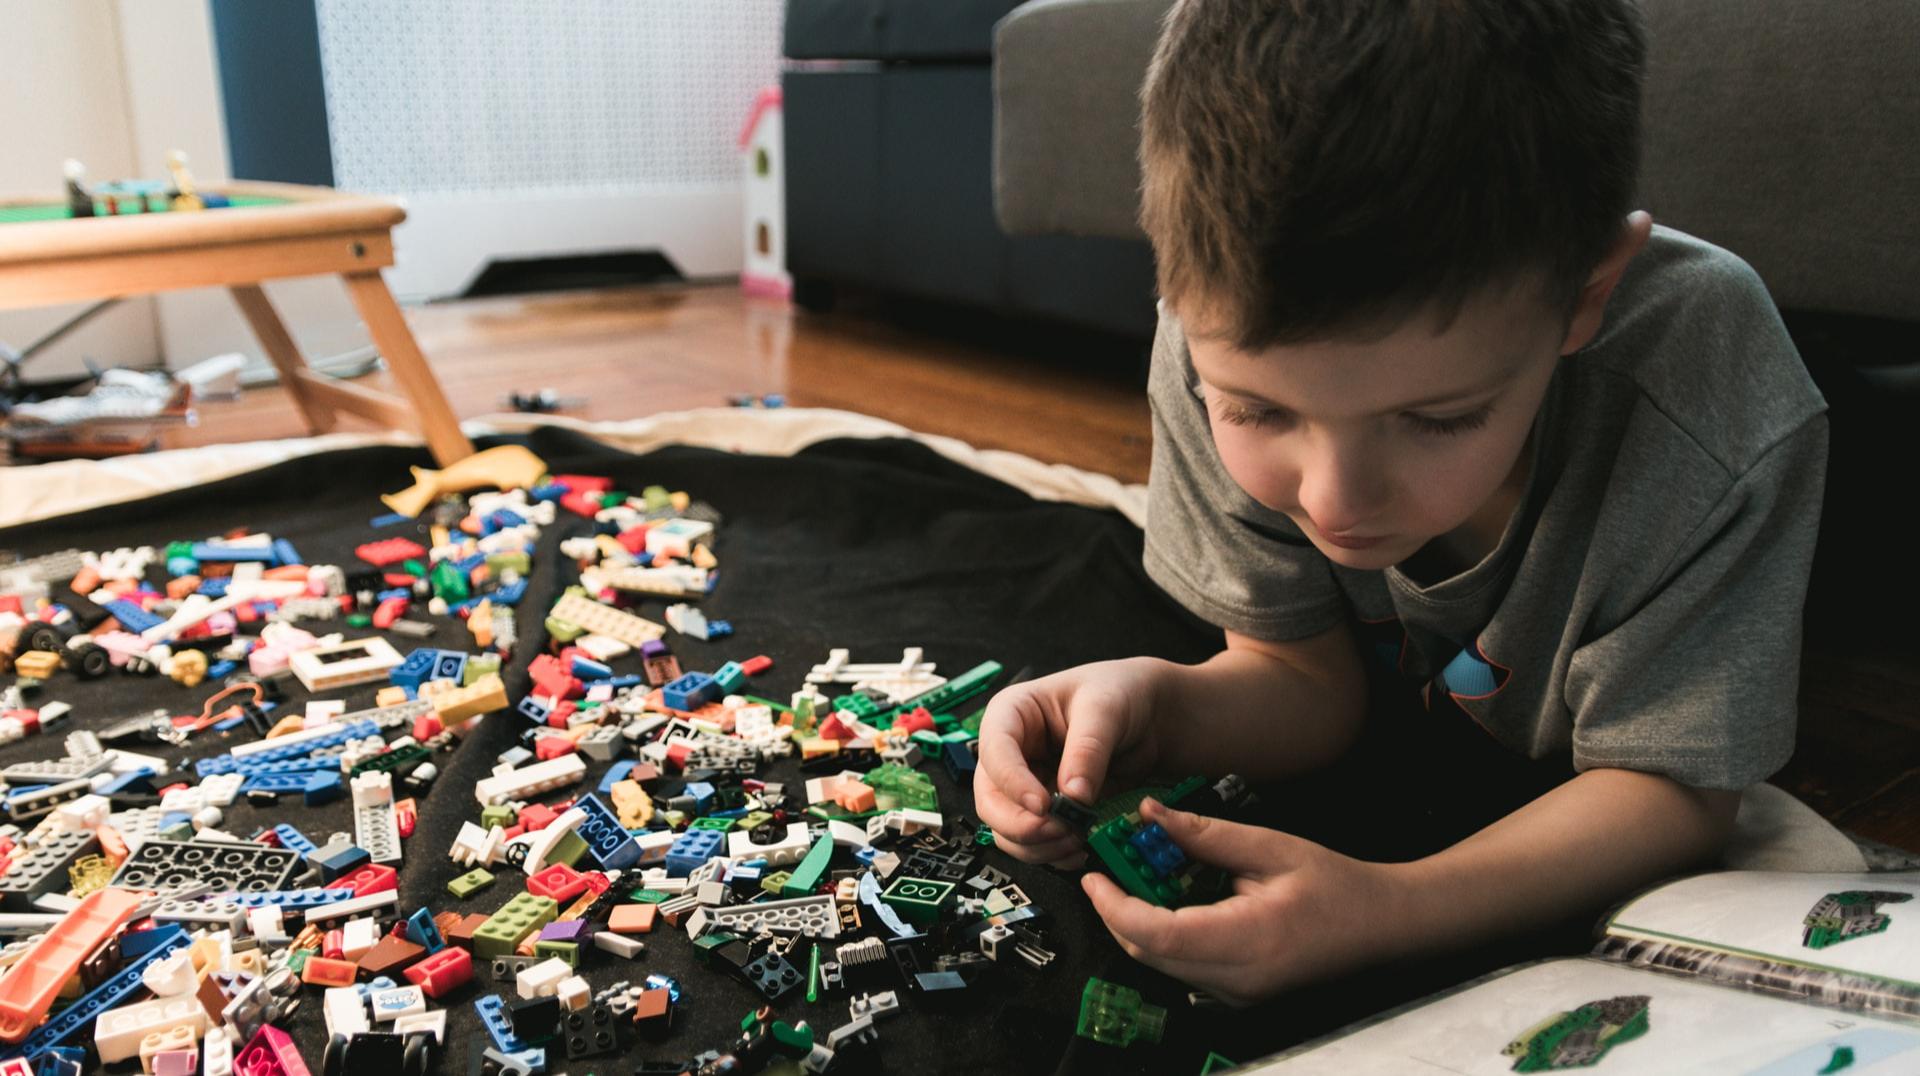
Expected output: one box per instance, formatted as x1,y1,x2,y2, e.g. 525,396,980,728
1127,822,1187,879
490,578,528,606
370,512,411,528
530,482,568,502
572,794,642,871
273,824,318,857
491,508,527,529
943,739,978,783
99,600,164,635
430,651,467,684
664,830,724,877
453,554,487,575
303,770,344,806
207,659,238,680
212,715,247,733
712,661,745,695
196,577,230,599
376,586,412,602
390,649,438,690
661,671,717,711
517,696,552,724
194,720,381,777
475,994,547,1073
240,772,313,795
597,760,636,796
232,757,338,779
222,888,353,910
604,674,643,690
314,844,371,882
707,619,734,638
271,538,302,567
570,656,611,681
94,768,155,797
682,782,714,813
0,926,189,1060
191,543,274,563
406,908,445,953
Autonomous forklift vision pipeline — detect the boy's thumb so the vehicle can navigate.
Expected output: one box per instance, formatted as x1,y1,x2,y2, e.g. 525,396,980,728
1140,798,1275,877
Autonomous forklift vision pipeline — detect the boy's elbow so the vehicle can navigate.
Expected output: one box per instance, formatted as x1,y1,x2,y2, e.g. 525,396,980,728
1681,783,1744,853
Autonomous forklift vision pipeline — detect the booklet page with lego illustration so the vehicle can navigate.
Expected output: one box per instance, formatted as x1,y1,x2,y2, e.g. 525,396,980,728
1246,958,1920,1074
1594,870,1920,1020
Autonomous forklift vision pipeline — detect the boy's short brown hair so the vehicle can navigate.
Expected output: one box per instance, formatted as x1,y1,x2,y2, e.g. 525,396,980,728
1141,0,1646,349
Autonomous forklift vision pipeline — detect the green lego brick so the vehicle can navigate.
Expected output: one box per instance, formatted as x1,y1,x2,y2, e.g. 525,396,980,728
429,560,470,603
1199,1052,1236,1074
1076,978,1166,1048
486,550,531,576
692,931,744,962
888,660,1002,722
737,811,772,832
739,695,793,714
779,837,833,898
533,939,579,967
447,868,495,899
546,830,590,869
349,743,431,777
463,654,502,686
641,486,671,510
401,559,426,578
879,877,955,926
472,893,558,959
761,870,792,896
1086,809,1224,908
345,613,372,628
689,817,735,832
480,805,515,830
864,762,937,811
627,888,671,904
286,950,310,975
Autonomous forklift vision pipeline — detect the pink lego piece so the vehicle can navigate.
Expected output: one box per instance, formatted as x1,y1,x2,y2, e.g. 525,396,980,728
235,1025,310,1076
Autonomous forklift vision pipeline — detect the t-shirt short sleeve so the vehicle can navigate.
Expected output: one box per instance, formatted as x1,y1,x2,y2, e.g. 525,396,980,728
1565,414,1829,790
1141,307,1347,641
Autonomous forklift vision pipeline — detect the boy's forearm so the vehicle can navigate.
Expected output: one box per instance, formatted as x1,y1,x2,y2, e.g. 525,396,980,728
1150,642,1367,780
1382,768,1741,954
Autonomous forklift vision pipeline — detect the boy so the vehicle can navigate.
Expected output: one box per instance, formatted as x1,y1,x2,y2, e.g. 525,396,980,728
976,0,1828,1007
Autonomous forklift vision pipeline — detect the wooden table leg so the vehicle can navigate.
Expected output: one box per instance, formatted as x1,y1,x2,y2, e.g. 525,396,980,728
229,284,337,435
341,269,474,465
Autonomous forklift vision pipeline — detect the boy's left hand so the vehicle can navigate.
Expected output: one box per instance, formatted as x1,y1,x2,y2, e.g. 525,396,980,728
1081,797,1406,1006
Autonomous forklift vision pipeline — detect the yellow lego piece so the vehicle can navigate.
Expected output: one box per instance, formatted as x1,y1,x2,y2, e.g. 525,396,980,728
610,779,653,829
380,444,548,518
431,672,507,725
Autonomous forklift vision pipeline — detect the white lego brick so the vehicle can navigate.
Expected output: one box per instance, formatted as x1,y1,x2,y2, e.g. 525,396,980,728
203,1028,233,1076
304,889,399,925
368,984,426,1021
246,906,288,944
354,803,403,866
594,932,646,959
515,957,571,1000
290,636,404,692
512,807,584,874
449,822,504,868
704,893,840,939
546,593,665,647
727,822,811,867
51,794,110,831
473,754,586,807
391,1009,447,1044
323,988,370,1039
827,820,870,850
556,975,591,1012
350,771,394,808
93,994,208,1063
340,917,380,959
139,952,196,997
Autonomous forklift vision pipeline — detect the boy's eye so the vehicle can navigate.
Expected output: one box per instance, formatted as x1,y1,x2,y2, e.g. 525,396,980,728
1405,405,1495,436
1211,398,1285,428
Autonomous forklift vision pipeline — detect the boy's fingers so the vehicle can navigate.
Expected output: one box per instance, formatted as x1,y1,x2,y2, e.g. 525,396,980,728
977,707,1053,817
974,775,1066,844
1055,697,1122,804
1139,798,1278,877
1082,873,1247,965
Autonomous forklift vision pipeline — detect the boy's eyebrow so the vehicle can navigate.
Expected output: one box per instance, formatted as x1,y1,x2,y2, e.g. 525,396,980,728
1202,361,1521,414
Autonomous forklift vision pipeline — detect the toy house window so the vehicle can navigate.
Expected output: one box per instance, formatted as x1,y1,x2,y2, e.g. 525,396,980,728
756,222,770,255
755,148,770,177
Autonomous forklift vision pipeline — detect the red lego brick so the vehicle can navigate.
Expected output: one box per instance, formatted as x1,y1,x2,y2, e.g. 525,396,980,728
526,863,589,902
739,655,773,677
354,538,428,568
402,946,472,999
534,736,575,762
528,654,583,701
235,1025,311,1076
323,864,397,897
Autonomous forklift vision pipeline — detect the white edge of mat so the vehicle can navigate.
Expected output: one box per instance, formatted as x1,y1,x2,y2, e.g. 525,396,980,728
0,408,1148,531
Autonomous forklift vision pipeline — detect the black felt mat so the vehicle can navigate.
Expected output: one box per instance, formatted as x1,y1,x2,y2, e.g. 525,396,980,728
0,428,1588,1075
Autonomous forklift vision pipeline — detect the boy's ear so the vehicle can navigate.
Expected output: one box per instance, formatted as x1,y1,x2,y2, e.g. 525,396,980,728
1559,211,1654,356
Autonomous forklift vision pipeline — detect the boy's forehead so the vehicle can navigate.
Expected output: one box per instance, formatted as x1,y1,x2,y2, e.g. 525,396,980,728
1179,285,1559,413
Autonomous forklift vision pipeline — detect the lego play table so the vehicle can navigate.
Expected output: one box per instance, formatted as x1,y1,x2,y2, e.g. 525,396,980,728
0,181,472,466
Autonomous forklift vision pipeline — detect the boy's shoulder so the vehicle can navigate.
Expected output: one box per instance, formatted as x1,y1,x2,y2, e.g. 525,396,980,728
1577,225,1826,477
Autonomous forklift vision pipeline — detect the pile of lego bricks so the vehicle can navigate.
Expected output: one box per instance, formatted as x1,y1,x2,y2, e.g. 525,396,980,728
0,428,1272,1076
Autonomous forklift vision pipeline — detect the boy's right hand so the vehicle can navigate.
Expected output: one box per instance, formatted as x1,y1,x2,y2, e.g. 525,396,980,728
974,658,1171,867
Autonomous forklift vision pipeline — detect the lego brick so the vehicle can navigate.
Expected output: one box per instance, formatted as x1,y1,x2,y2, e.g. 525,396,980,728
0,830,99,911
740,951,804,1001
473,995,545,1074
233,1025,309,1076
472,894,558,959
429,673,508,725
569,794,642,871
704,894,840,939
559,1005,622,1060
447,869,495,900
110,840,298,897
290,637,404,693
473,755,586,807
303,890,400,925
546,594,664,648
728,822,811,867
780,836,834,898
353,804,402,867
1076,978,1167,1048
663,830,724,877
402,947,471,999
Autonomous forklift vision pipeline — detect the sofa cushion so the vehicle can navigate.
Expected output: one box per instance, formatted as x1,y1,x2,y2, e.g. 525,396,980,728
786,0,1029,62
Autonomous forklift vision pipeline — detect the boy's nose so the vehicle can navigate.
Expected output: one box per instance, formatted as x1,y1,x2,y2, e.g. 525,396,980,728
1296,450,1389,537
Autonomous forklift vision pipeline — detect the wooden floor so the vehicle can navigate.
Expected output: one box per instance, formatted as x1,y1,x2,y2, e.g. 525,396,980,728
166,282,1917,855
167,283,1156,483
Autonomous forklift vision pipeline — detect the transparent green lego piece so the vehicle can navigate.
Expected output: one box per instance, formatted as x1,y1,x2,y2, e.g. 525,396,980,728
1076,978,1166,1048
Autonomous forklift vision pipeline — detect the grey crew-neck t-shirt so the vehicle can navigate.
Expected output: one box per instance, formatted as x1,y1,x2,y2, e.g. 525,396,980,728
1142,226,1828,791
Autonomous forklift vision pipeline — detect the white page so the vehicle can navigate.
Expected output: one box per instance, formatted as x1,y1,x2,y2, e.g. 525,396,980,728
1607,871,1920,985
1245,959,1920,1075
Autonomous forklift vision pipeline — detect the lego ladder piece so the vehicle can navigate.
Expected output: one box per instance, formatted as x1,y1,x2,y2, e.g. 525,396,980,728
0,887,141,1041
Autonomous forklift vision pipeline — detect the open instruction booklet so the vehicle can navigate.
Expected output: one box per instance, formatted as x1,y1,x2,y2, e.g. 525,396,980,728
1249,870,1920,1074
